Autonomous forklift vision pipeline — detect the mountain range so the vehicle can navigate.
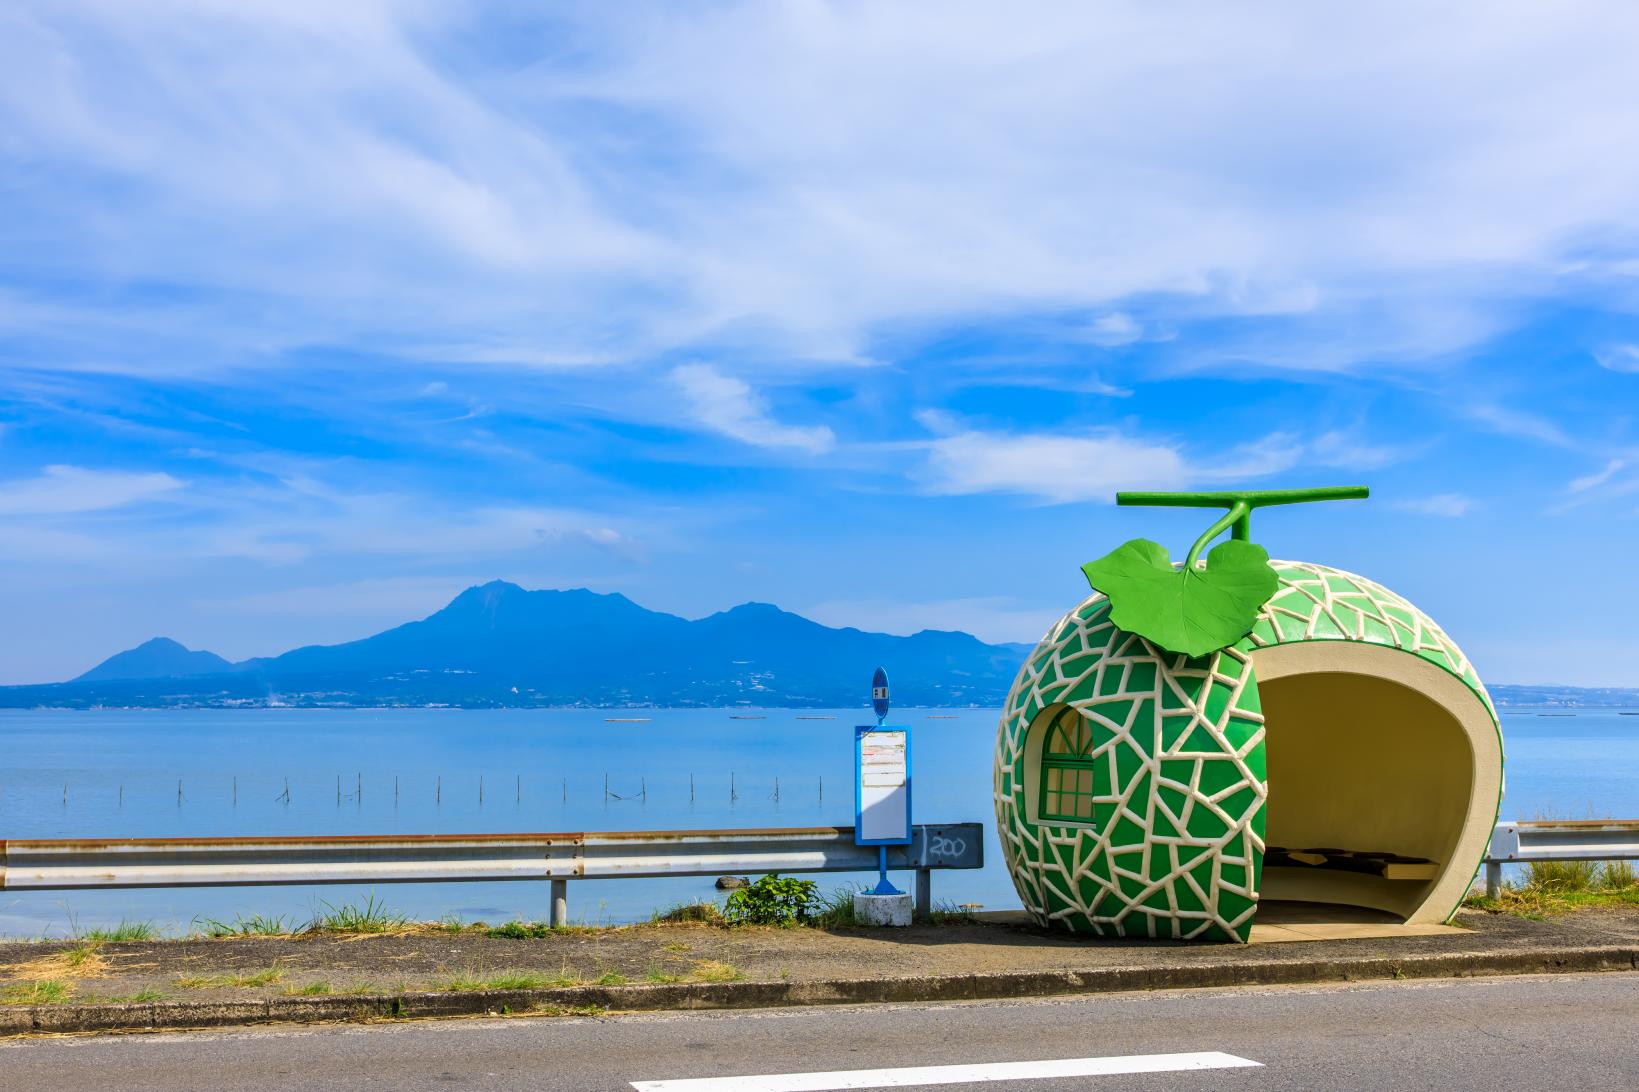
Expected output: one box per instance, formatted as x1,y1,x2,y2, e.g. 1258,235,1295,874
2,580,1633,710
0,581,1034,709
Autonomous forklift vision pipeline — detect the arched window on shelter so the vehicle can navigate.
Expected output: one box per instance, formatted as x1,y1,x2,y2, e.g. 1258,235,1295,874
1039,705,1097,823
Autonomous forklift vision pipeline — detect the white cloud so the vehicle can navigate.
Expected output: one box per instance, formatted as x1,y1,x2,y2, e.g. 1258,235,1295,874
1081,312,1143,347
919,425,1189,503
6,4,1639,372
670,363,835,453
0,465,182,515
1391,493,1476,517
1595,345,1639,374
914,416,1402,503
1569,458,1627,494
1309,430,1411,471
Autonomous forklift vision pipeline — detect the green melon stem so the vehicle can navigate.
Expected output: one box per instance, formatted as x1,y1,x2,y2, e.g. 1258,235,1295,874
1118,486,1370,569
1184,501,1250,569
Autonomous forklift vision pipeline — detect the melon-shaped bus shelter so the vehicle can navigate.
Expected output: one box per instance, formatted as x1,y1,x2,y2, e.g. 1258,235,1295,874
993,491,1503,943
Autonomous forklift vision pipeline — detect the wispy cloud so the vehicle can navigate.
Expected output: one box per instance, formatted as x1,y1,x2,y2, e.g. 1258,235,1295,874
6,3,1639,374
0,465,182,515
918,423,1188,503
670,364,835,454
1569,458,1628,494
1391,493,1477,518
1594,345,1639,374
914,416,1400,504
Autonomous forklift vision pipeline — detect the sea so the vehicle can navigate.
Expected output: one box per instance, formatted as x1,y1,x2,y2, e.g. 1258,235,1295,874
1,706,1635,937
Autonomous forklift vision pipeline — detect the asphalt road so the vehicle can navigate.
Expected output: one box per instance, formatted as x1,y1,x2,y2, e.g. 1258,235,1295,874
3,973,1637,1091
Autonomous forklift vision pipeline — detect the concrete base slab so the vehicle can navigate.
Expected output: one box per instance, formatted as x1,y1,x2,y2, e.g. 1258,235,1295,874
972,902,1467,944
854,893,913,927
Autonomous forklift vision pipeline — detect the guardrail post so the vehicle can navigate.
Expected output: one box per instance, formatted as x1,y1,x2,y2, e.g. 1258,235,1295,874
914,868,931,921
550,879,568,927
1485,861,1502,900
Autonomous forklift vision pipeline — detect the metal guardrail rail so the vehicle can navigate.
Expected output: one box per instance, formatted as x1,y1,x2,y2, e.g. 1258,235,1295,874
1483,819,1639,898
0,823,983,925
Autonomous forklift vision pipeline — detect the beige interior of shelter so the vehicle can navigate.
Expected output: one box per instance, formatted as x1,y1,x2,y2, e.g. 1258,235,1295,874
1252,641,1503,924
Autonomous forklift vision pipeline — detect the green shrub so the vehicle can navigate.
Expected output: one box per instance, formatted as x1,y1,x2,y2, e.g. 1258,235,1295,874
723,874,818,926
1601,859,1637,891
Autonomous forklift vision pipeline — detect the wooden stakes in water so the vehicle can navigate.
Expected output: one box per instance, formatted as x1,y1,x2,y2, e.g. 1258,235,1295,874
177,779,184,806
562,777,567,804
436,775,442,805
690,773,695,804
395,776,399,805
516,774,521,805
232,776,237,807
479,775,484,806
275,777,291,805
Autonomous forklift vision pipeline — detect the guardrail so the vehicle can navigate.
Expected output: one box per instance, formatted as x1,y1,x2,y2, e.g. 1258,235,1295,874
0,823,983,925
1483,819,1639,898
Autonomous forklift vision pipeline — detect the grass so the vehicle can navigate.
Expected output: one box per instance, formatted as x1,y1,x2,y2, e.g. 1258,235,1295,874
100,988,170,1004
2,941,109,984
644,966,685,984
62,941,106,970
285,982,333,996
303,895,409,935
1601,859,1637,890
486,920,557,939
1,980,74,1005
174,964,286,989
78,921,157,943
653,901,725,925
811,886,859,927
1525,859,1600,891
1466,859,1639,918
688,959,743,983
440,972,580,992
432,915,479,934
811,886,977,927
195,914,291,938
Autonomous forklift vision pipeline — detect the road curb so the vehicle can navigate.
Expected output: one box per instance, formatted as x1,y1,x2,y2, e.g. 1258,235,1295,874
3,944,1635,1036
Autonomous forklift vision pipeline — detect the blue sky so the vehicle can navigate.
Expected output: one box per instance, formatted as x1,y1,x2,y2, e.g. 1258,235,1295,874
2,2,1638,686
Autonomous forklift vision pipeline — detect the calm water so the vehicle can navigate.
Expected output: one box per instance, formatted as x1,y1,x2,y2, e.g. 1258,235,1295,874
1,707,1635,936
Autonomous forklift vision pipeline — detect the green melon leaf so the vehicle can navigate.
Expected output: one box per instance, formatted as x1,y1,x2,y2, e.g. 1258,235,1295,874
1080,538,1279,657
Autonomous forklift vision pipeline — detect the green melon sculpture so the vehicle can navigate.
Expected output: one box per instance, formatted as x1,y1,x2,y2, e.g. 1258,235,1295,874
994,487,1504,943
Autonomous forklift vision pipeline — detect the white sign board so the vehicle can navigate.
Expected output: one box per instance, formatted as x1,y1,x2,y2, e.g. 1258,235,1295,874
855,726,911,845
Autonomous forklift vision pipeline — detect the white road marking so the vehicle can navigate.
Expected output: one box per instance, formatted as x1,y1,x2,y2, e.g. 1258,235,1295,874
630,1050,1262,1090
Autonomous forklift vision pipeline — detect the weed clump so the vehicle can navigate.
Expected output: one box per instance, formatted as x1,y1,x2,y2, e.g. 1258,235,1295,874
1,980,73,1005
723,874,818,927
303,895,408,935
78,921,157,943
486,921,556,939
195,914,290,938
654,901,725,925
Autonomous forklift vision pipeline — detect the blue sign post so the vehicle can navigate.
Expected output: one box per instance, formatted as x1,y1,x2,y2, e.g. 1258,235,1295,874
856,667,910,895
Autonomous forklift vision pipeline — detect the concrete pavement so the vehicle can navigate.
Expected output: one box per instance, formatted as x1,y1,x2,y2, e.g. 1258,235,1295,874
2,972,1636,1091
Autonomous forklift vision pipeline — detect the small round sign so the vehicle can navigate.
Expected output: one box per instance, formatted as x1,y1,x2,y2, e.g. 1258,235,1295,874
871,666,890,721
